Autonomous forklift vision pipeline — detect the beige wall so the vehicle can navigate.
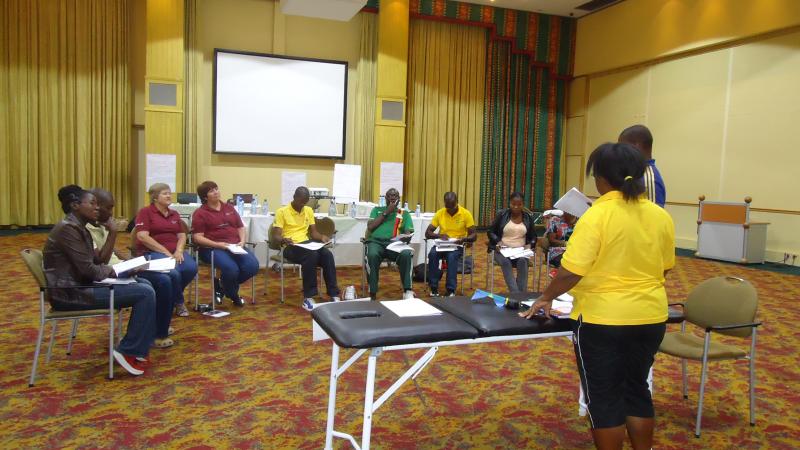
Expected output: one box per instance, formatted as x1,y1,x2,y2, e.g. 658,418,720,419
191,0,363,206
575,0,800,76
566,28,800,261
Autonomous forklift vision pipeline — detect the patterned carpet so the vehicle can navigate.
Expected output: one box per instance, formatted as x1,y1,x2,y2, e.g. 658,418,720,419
2,232,798,449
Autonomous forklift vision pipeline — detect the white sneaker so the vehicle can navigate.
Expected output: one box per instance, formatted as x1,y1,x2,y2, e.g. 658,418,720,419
302,298,316,311
402,290,414,299
332,296,341,302
113,350,144,376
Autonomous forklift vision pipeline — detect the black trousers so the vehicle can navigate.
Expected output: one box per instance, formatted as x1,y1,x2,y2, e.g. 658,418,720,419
283,243,340,299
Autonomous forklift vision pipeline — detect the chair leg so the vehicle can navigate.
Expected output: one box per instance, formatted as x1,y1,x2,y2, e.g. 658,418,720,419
29,317,47,387
109,293,115,380
45,321,57,363
66,319,78,356
280,252,285,304
695,333,712,438
423,240,428,284
251,276,256,304
749,328,758,426
361,245,367,297
681,359,689,399
210,252,216,313
264,246,269,297
117,309,124,345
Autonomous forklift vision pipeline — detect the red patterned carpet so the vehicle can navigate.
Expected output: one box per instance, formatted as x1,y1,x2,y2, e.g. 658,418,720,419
1,232,799,449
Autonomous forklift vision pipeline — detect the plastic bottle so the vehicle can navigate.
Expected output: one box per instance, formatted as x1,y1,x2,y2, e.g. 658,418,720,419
415,204,421,218
236,195,243,216
344,285,356,300
328,200,337,216
403,202,409,212
252,194,260,215
350,202,357,218
378,195,385,207
263,199,269,215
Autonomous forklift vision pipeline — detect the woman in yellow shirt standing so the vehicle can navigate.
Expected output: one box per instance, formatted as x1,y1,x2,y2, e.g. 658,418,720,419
522,143,675,450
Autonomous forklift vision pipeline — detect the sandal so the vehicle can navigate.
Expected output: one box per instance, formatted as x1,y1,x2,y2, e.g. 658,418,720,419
168,326,175,336
175,304,189,317
153,338,174,348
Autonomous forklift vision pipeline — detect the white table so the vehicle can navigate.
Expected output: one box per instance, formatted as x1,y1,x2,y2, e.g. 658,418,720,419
171,204,433,268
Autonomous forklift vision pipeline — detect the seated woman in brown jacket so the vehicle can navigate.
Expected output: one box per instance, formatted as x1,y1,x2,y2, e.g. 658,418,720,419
42,185,157,376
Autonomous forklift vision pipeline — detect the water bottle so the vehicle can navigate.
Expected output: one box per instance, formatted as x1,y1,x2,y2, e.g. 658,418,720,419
252,194,260,215
328,200,337,216
415,204,421,218
403,202,409,212
263,199,269,215
344,285,356,301
236,196,243,216
379,195,385,207
350,202,357,218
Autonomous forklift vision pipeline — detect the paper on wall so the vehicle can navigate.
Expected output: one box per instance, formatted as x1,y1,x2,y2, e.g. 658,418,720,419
146,154,177,192
379,162,404,196
281,171,307,205
332,164,361,204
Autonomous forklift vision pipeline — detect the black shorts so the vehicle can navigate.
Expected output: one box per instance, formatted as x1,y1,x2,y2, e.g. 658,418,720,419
571,316,666,429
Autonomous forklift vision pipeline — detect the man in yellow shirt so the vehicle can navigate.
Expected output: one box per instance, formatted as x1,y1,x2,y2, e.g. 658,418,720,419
522,143,675,450
272,186,340,310
424,192,476,296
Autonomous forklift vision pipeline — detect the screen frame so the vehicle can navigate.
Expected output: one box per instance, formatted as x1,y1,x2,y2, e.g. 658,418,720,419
212,48,348,160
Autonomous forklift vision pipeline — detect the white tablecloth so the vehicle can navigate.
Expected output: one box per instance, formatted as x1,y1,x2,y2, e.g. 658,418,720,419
172,204,433,267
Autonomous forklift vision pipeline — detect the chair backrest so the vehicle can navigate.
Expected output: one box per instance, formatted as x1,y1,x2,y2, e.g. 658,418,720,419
685,276,758,338
267,224,281,251
315,217,336,237
129,226,141,257
20,249,46,288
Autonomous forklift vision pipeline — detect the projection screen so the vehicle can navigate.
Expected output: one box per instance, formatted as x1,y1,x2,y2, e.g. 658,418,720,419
213,49,347,159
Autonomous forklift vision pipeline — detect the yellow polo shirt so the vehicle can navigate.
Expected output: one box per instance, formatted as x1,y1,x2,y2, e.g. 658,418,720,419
562,191,675,325
274,205,315,243
86,222,123,265
431,205,475,239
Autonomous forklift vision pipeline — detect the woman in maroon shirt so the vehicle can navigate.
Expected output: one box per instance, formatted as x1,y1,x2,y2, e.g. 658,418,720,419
191,181,259,306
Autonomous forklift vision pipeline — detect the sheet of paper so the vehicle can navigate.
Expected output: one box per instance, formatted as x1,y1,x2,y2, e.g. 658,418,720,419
391,233,413,242
146,258,176,272
226,244,248,255
379,162,404,196
499,247,533,259
292,241,327,251
98,277,138,285
381,298,443,317
281,171,307,205
332,164,361,204
146,154,176,192
556,293,574,302
386,241,413,253
202,310,231,318
112,256,148,276
553,187,592,217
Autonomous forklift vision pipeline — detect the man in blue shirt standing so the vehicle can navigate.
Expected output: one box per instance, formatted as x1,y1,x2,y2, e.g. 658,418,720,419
619,124,666,207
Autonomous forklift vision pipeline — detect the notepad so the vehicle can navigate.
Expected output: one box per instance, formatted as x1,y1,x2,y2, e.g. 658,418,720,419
434,239,460,252
112,256,148,276
98,277,138,285
226,244,248,255
291,241,328,251
386,241,413,253
382,299,443,317
146,258,176,272
554,187,592,218
499,247,534,260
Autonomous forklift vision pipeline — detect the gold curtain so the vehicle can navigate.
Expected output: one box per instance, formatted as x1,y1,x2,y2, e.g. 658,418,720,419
405,19,486,214
184,0,200,191
0,0,131,226
346,12,378,202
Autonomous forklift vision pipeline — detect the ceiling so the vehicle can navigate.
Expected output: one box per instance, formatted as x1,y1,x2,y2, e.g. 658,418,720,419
456,0,623,18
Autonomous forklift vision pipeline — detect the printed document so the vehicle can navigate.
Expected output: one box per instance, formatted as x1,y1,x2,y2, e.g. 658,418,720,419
292,241,328,251
146,258,176,272
382,298,443,317
226,244,248,255
386,241,413,253
112,256,148,276
554,187,592,217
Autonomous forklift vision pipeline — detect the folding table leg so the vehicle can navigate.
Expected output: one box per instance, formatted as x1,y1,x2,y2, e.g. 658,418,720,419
324,344,340,450
362,348,380,450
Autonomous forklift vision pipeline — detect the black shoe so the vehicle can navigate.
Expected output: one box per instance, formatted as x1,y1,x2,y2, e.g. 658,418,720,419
231,295,245,307
445,290,455,297
430,288,439,297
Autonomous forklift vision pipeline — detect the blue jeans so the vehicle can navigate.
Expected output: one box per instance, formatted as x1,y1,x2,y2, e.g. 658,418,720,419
198,247,259,299
136,258,182,339
88,282,156,358
143,251,197,305
427,247,463,293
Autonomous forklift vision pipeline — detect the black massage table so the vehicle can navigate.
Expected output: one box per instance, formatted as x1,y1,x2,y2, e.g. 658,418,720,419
311,294,572,450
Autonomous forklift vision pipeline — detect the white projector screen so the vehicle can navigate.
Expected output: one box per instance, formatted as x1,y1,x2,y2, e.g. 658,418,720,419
213,49,347,159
